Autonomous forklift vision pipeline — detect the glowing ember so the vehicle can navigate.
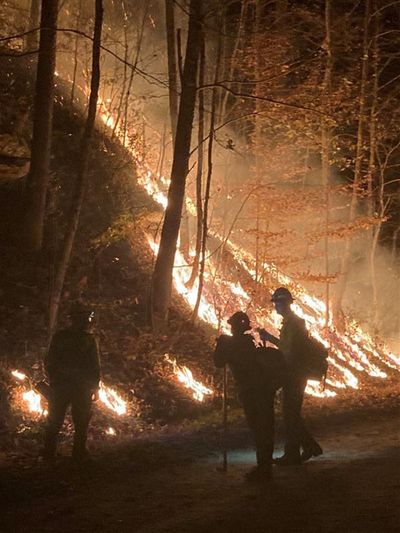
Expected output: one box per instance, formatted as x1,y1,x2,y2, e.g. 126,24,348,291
98,382,127,415
11,370,27,381
164,355,213,402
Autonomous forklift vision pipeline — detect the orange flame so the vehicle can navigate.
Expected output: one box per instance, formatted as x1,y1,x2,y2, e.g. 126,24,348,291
164,355,213,402
98,382,127,416
11,370,127,418
65,83,400,400
21,390,48,416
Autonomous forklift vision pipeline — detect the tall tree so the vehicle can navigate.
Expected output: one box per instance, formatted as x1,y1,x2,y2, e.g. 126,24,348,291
333,0,371,325
186,33,205,289
25,0,41,52
70,0,83,105
24,0,59,251
48,0,104,335
151,0,202,319
321,0,332,327
192,13,222,320
368,0,380,332
165,0,179,143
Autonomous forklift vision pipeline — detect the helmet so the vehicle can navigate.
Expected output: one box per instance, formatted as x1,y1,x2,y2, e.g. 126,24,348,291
68,302,94,322
271,287,294,303
227,311,251,329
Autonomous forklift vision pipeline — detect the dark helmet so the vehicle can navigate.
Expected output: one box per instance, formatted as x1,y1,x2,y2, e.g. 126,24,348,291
227,311,251,330
68,302,94,323
271,287,294,303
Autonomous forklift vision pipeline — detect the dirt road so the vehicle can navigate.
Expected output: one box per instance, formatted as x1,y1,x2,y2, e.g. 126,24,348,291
1,410,399,532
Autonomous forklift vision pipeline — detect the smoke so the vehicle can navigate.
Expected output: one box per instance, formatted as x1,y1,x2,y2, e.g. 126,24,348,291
4,0,400,345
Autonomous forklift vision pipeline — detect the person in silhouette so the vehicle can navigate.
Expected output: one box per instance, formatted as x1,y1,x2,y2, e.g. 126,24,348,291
214,311,280,481
258,288,323,465
43,302,100,460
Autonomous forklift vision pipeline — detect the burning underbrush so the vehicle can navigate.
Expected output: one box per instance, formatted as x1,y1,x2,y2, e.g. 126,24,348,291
0,54,399,457
89,81,400,403
2,342,217,450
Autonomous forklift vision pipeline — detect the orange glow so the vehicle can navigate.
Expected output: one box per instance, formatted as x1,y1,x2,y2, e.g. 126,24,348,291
98,382,127,416
164,354,213,402
21,390,47,416
54,78,400,401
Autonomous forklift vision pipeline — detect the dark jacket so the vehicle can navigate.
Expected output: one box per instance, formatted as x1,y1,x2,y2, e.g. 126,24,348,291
278,312,308,376
45,327,100,389
214,333,271,393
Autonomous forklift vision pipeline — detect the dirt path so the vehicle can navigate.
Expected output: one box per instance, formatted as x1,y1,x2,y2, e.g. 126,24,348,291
1,411,399,532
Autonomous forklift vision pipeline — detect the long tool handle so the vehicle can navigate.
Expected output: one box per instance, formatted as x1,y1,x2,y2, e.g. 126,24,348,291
222,364,228,471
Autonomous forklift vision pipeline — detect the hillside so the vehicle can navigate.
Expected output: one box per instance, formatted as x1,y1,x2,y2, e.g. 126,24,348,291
0,52,218,449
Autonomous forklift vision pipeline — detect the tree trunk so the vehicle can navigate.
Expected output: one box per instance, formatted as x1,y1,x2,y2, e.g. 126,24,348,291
180,206,191,257
333,0,370,325
48,0,103,336
370,160,386,334
187,35,206,289
367,6,379,218
151,0,202,319
368,1,380,332
175,20,191,258
70,0,83,105
322,0,332,327
192,11,223,320
254,0,262,287
219,0,247,122
122,4,148,147
112,0,129,139
165,0,179,143
24,0,59,251
25,0,41,52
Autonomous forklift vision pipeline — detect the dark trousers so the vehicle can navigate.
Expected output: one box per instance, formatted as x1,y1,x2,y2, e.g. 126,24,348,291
241,387,275,468
44,385,92,457
282,376,319,458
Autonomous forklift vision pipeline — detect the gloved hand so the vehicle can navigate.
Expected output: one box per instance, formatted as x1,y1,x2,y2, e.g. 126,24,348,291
256,328,275,343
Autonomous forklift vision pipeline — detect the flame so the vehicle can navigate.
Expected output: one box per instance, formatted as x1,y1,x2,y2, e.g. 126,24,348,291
98,382,127,415
10,369,127,419
164,355,213,402
305,380,336,398
21,390,47,415
53,74,400,401
10,370,47,416
147,237,220,327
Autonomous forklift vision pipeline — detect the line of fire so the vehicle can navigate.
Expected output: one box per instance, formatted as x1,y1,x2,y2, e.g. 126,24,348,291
0,1,399,531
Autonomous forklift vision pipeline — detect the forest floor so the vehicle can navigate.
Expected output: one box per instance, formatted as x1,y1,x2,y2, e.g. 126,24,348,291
1,406,399,533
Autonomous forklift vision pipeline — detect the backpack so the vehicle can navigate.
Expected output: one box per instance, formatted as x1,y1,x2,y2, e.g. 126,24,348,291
255,346,286,391
301,335,329,382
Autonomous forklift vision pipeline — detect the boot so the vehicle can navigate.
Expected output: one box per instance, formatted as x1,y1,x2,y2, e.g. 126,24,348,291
301,443,323,462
